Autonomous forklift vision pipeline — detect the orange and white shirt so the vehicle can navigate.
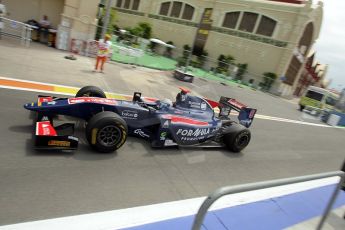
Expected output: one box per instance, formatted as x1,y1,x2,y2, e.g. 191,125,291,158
97,39,112,57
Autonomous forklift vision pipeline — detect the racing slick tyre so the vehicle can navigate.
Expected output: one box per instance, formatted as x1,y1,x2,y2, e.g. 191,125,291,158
223,124,251,153
86,112,127,153
299,105,305,111
76,86,106,98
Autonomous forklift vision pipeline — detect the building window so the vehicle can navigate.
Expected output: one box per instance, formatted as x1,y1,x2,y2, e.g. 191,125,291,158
159,2,171,16
116,0,122,8
159,1,194,21
182,4,194,20
222,12,240,29
239,12,258,33
123,0,131,9
132,0,140,10
116,0,140,11
221,11,277,38
170,1,182,18
256,16,276,37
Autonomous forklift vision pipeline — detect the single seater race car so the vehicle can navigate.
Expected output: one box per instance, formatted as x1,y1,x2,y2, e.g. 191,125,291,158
24,86,257,153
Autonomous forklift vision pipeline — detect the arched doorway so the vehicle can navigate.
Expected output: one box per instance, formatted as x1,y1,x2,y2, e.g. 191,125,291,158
283,22,314,90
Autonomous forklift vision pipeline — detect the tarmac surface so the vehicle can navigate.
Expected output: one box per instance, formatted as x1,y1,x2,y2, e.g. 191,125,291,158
0,38,344,226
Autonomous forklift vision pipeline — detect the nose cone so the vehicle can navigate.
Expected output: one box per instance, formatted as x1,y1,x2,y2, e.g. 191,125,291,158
24,102,37,111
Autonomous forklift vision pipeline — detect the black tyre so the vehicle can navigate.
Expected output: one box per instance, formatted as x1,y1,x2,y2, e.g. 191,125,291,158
223,124,251,153
86,112,127,153
299,105,305,111
76,86,106,98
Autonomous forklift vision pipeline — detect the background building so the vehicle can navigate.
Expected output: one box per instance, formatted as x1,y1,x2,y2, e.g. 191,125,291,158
3,0,99,50
3,0,323,98
114,0,323,97
294,51,328,97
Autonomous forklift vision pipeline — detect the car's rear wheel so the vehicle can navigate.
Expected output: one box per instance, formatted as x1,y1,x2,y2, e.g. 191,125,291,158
76,86,106,98
86,112,127,153
299,105,305,111
223,124,251,153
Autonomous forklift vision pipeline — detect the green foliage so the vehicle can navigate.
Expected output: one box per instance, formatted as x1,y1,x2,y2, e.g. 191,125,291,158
95,8,117,40
148,41,157,52
182,44,191,59
260,72,278,91
176,45,192,67
165,41,174,58
138,22,152,39
235,63,248,80
127,22,152,39
177,57,187,67
195,50,208,68
216,54,235,74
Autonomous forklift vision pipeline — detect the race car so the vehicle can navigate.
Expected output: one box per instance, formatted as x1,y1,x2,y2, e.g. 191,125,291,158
24,86,257,153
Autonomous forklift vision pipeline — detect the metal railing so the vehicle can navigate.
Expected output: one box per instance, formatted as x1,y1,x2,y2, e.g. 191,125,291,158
0,17,32,46
192,171,345,230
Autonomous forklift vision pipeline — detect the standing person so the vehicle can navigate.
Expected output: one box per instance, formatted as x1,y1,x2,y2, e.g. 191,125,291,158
39,15,50,43
0,0,7,39
94,34,112,73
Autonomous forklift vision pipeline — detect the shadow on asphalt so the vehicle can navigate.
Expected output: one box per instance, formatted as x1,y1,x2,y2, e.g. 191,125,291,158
134,136,245,159
80,69,96,74
9,111,244,160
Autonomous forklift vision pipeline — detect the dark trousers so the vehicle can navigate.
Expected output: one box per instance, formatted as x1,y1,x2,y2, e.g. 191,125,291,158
39,27,49,43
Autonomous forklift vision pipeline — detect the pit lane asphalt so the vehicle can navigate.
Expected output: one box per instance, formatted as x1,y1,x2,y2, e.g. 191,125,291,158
0,88,344,225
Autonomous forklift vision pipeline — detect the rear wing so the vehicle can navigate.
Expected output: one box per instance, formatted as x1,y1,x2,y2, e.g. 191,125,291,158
218,96,257,128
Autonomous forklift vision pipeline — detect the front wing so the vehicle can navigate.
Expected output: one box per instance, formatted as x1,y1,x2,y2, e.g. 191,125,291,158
33,96,79,150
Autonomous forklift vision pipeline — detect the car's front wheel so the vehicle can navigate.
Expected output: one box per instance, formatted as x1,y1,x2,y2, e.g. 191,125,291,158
76,86,106,98
86,112,127,153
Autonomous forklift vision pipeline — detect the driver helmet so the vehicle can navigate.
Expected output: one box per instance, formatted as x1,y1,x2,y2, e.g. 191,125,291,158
160,98,173,107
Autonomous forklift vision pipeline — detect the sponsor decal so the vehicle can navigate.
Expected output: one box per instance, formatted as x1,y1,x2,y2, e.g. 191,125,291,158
162,115,209,126
36,122,57,136
176,128,217,141
177,128,210,137
134,129,149,138
91,128,98,145
41,116,49,121
163,120,169,128
181,94,187,101
249,109,256,119
160,132,167,141
188,101,201,109
47,101,56,105
164,139,176,146
68,97,117,105
48,140,71,147
200,102,207,110
122,110,138,119
68,136,78,141
38,97,53,103
228,99,246,109
117,125,127,148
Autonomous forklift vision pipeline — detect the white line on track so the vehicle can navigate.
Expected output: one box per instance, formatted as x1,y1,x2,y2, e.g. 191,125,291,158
0,177,339,230
1,76,344,129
